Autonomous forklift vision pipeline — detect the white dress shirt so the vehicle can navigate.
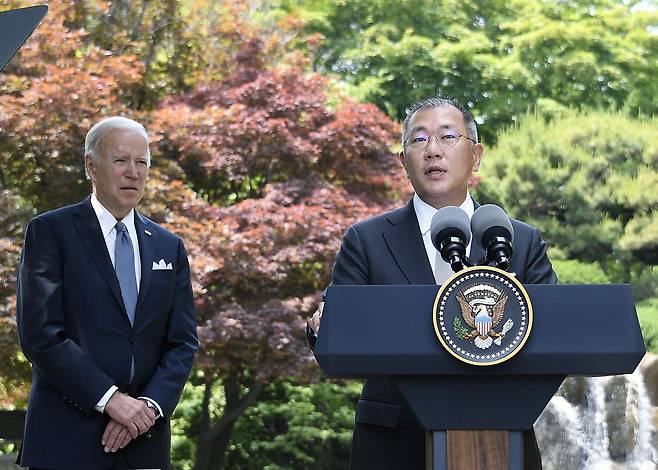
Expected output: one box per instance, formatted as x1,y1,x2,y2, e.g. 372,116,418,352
90,194,161,419
413,193,474,284
90,193,141,288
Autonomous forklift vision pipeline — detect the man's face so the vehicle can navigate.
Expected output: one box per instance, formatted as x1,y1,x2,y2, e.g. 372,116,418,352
85,128,149,219
399,105,483,209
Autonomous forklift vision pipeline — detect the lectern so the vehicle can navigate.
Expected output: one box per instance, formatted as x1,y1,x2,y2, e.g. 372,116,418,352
314,283,645,469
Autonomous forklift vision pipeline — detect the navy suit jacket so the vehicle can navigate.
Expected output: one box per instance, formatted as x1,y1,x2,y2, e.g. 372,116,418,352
330,198,557,470
16,197,198,469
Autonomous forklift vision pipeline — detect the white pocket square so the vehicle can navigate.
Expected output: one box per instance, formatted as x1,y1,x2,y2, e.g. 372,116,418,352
152,259,173,270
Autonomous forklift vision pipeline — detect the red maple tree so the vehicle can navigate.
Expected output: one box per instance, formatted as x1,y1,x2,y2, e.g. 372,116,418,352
149,38,408,468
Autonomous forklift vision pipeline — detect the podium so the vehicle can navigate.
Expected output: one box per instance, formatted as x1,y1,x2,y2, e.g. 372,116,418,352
314,284,645,469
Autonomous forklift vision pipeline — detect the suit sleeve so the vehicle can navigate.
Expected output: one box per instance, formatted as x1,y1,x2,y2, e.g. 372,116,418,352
308,225,370,351
330,225,371,285
140,238,198,418
522,227,557,285
17,217,115,413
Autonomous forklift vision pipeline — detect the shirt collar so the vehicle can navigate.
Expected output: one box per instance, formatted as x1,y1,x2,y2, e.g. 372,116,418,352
413,192,475,236
90,193,136,237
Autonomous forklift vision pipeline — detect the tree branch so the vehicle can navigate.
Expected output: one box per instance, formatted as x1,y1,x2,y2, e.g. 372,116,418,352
207,378,264,442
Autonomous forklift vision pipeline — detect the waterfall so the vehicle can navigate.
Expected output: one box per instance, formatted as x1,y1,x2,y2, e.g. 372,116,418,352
535,368,658,469
626,371,658,468
583,376,611,467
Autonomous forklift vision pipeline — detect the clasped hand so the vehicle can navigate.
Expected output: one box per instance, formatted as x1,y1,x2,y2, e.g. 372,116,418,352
101,392,156,453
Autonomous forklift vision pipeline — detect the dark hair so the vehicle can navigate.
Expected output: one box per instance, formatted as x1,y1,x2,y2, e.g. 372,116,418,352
401,97,478,148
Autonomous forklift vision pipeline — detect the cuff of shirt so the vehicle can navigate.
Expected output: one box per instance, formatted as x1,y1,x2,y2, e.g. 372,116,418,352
95,385,118,413
138,396,163,419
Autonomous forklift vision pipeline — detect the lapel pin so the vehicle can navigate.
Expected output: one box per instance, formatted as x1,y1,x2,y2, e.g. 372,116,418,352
144,229,152,236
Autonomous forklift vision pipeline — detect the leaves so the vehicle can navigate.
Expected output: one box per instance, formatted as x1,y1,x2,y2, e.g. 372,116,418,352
283,0,658,143
150,38,406,389
474,109,658,283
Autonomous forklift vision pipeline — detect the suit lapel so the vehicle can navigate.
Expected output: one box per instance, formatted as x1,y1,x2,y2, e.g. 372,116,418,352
134,212,154,318
72,198,127,316
382,200,435,284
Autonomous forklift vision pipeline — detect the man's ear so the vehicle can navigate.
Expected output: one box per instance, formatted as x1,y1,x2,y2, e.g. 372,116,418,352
398,151,410,179
472,143,483,173
84,153,95,176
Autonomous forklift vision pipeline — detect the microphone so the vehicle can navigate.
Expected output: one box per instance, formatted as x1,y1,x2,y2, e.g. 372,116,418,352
471,204,514,270
430,206,472,273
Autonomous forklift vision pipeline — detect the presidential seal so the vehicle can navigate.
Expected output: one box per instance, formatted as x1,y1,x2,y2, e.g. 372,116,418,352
432,266,532,366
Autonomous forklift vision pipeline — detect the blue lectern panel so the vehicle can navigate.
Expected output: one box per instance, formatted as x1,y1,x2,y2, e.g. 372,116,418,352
315,284,644,377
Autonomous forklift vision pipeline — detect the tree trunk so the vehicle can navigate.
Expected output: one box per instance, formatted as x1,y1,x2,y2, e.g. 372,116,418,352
193,380,214,470
209,419,237,470
193,377,264,470
130,0,150,40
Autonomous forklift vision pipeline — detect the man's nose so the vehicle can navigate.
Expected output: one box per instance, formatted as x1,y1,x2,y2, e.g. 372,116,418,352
424,136,445,158
124,161,139,178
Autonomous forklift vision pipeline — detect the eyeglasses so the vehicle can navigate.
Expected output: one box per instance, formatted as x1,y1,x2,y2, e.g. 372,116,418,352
404,132,476,150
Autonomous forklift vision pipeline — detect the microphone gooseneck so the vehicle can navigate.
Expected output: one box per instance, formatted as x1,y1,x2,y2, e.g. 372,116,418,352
430,206,472,273
471,204,514,270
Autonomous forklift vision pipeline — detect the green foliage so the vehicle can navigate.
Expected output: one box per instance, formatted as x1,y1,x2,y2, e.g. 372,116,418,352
551,259,610,285
278,0,658,142
170,380,216,470
474,109,658,283
168,380,359,470
632,267,658,302
637,298,658,354
224,380,358,470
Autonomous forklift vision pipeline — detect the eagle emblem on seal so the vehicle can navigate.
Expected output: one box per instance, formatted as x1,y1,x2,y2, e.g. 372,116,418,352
454,284,514,350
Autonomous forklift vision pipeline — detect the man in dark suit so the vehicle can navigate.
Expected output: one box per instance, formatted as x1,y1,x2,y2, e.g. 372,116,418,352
308,97,556,469
16,116,198,469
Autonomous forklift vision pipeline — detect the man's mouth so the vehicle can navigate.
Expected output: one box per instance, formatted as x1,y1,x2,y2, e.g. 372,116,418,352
120,187,139,191
425,166,446,176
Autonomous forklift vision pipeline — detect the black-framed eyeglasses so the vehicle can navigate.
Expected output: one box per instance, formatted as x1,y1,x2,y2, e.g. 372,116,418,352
404,132,476,150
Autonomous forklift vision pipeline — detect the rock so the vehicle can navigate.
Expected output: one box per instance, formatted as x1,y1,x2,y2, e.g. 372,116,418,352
535,397,588,470
536,372,658,468
558,376,589,407
605,376,635,461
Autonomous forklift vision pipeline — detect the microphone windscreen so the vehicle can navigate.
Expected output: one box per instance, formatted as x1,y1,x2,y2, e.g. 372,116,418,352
430,206,472,251
471,204,514,246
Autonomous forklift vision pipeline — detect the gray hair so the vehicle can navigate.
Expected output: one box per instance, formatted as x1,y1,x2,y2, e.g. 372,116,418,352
401,97,478,149
84,116,151,179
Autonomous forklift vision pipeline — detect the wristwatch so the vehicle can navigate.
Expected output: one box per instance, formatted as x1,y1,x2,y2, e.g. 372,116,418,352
140,398,159,417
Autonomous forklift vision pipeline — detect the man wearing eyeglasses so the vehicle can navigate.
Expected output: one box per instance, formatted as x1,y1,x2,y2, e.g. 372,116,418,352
308,97,556,469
